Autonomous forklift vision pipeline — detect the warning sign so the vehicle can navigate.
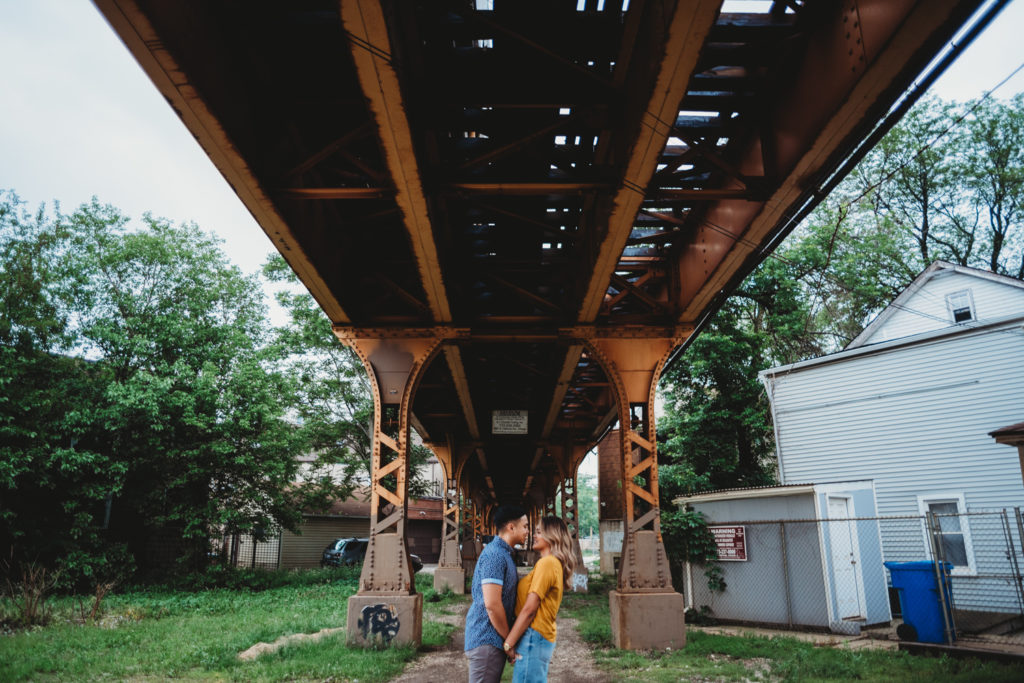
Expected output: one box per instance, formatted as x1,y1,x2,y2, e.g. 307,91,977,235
492,409,528,434
709,525,747,561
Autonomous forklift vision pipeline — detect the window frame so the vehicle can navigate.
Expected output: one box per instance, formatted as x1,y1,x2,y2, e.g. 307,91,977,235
945,289,976,323
917,492,977,576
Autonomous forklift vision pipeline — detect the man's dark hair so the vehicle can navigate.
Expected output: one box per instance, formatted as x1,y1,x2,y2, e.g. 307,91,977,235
492,504,528,533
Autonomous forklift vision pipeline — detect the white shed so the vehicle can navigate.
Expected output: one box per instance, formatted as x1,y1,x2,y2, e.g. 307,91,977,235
760,262,1024,628
677,482,892,635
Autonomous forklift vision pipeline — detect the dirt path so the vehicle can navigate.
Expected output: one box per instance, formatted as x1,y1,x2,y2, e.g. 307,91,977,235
391,604,610,682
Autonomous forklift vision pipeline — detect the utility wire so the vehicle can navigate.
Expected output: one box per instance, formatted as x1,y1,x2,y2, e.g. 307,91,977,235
658,56,1024,344
832,60,1024,215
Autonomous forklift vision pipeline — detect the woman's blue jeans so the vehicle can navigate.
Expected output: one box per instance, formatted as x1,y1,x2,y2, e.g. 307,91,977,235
511,627,556,682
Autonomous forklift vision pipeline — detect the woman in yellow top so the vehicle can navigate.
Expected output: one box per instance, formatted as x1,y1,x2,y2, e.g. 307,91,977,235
503,516,577,683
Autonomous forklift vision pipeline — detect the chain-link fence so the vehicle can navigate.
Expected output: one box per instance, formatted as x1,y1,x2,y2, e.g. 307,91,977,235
686,509,1024,649
214,531,282,570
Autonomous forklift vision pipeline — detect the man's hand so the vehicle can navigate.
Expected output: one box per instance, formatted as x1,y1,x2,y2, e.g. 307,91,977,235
505,646,517,663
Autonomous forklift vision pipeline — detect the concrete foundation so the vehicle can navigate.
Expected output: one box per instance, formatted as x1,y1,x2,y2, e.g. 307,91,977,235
610,590,686,650
433,567,465,594
346,593,422,647
599,520,623,575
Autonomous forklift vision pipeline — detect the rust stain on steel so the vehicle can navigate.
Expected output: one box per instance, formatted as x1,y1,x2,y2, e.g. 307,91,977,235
341,0,451,323
578,0,721,323
93,0,350,325
442,345,481,440
677,0,968,322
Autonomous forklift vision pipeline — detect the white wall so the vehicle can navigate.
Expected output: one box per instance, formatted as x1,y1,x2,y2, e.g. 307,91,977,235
765,322,1024,516
860,270,1024,346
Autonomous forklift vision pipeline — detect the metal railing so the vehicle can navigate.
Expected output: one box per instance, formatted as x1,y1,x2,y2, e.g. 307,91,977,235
215,530,283,570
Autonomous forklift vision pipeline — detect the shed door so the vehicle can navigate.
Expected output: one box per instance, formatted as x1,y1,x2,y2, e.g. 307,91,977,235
827,496,866,620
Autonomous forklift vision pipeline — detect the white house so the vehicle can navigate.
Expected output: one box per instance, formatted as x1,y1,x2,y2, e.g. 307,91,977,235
759,262,1024,628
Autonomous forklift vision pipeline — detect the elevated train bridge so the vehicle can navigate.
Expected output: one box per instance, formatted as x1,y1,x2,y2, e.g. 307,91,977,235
96,0,990,648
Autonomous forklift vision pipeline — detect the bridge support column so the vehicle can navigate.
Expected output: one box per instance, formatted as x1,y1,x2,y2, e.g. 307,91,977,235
460,497,481,578
588,337,686,650
433,444,465,594
337,333,444,648
558,446,590,592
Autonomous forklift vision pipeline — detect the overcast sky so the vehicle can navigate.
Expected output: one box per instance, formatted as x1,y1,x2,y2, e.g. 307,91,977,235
2,0,1023,282
2,1,1023,478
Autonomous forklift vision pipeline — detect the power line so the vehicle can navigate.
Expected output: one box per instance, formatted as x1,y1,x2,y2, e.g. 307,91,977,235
676,56,1024,342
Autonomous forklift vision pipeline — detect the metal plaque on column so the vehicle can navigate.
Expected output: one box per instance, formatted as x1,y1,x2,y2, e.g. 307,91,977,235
492,410,528,435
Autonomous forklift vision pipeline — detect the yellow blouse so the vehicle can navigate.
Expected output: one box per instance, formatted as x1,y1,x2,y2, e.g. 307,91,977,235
514,554,564,643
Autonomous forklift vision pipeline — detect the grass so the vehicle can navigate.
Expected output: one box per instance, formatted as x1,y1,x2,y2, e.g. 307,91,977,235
8,566,1023,682
561,573,1024,683
0,568,462,682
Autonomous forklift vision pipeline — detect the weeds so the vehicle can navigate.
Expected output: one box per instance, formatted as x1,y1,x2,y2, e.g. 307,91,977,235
0,567,469,682
1,558,60,628
563,572,1024,683
73,580,117,624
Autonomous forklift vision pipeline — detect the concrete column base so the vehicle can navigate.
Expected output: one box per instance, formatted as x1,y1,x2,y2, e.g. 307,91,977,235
569,571,590,593
346,593,422,648
610,590,686,650
433,567,465,594
463,558,478,578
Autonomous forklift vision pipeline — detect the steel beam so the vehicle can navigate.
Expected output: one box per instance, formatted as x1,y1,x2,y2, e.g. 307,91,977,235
342,0,451,323
577,0,720,322
675,0,981,323
342,0,488,532
339,334,442,647
92,0,350,325
431,439,465,594
586,334,688,649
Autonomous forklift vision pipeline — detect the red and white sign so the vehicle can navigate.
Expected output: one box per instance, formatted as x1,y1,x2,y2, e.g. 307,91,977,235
709,525,747,561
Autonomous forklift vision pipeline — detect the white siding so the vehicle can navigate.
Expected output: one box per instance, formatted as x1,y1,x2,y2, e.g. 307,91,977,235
281,517,370,569
861,271,1024,345
766,322,1024,516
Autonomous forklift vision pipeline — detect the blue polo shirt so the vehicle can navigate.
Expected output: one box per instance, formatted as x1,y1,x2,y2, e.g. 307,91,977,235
464,536,519,651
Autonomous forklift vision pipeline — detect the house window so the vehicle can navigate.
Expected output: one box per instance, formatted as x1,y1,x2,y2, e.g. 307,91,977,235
946,290,975,323
918,493,976,575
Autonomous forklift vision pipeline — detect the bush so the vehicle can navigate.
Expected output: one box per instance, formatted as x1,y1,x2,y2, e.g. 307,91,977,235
137,565,361,593
422,587,453,603
1,559,60,629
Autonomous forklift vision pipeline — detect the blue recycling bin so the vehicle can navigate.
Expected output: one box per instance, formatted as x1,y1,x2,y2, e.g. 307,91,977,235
884,561,955,644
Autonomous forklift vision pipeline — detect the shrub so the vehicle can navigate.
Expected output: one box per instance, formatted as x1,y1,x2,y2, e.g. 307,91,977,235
1,559,60,628
138,564,361,593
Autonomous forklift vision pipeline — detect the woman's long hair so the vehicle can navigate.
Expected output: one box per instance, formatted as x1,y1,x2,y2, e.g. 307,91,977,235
539,516,577,588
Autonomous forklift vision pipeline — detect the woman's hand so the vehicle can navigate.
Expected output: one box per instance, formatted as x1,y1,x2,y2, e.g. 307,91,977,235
504,592,541,659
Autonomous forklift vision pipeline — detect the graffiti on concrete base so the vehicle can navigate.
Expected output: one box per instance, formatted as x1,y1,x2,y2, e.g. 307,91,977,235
358,603,400,644
570,571,589,592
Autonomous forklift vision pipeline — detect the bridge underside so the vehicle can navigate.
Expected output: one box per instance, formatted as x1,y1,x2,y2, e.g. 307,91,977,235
96,0,984,648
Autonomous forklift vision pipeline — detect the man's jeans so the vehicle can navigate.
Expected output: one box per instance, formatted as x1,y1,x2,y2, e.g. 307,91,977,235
466,644,506,683
511,628,556,682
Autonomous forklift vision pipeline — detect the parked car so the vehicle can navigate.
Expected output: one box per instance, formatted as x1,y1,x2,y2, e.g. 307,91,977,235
321,537,423,572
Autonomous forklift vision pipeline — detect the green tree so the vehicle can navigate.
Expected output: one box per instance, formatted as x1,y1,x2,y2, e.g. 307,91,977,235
963,94,1024,277
656,253,811,589
1,193,128,585
262,254,433,502
839,95,1024,281
575,472,598,538
655,94,1024,592
64,201,306,574
1,195,309,583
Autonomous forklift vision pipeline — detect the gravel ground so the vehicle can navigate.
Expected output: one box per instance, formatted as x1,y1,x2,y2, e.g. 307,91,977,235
391,603,610,682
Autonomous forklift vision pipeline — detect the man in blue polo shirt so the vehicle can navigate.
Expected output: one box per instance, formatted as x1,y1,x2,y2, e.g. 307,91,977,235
464,504,530,683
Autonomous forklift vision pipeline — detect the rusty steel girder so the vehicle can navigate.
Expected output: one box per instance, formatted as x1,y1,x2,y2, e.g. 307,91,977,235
92,0,989,651
342,334,443,596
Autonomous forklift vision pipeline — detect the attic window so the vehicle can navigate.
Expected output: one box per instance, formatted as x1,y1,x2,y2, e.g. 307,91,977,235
946,290,975,323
